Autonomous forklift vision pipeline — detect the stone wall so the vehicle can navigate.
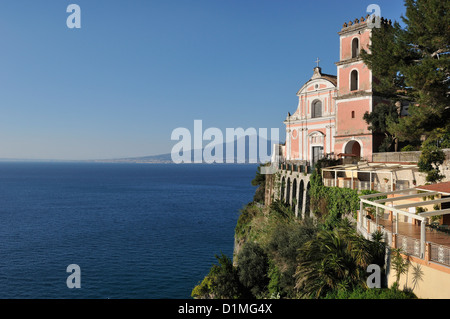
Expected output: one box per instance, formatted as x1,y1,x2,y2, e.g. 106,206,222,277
265,169,311,219
373,149,450,164
373,149,450,183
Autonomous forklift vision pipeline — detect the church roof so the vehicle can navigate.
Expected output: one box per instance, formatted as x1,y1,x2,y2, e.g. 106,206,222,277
297,67,337,94
320,74,337,86
308,66,337,85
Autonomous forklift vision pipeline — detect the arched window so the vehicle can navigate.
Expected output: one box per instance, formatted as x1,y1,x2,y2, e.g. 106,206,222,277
352,38,360,58
311,100,322,118
350,70,358,91
351,111,355,118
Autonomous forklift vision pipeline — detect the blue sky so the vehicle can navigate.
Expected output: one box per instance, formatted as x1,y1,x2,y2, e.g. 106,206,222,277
0,0,407,160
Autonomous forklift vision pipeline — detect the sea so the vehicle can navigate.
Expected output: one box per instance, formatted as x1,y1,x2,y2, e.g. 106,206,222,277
0,162,258,299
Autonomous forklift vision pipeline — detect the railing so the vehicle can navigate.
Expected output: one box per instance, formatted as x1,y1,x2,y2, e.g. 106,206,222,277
322,178,399,192
430,243,450,267
373,183,392,192
358,213,450,268
278,163,313,174
323,178,335,187
358,181,371,190
396,234,421,258
357,215,394,247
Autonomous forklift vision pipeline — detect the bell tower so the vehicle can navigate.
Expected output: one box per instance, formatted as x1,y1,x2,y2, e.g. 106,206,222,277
334,16,375,162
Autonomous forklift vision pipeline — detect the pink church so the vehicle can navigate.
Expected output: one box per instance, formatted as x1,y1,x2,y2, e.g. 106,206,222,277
282,16,385,166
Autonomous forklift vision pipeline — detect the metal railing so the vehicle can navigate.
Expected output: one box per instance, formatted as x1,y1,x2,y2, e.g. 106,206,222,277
396,234,421,258
373,183,392,192
358,213,450,268
323,178,396,192
358,181,371,190
323,178,334,187
430,243,450,267
278,163,313,174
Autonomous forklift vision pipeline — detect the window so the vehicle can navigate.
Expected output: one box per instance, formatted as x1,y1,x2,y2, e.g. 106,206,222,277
352,38,359,58
351,111,355,118
350,70,358,91
311,100,322,118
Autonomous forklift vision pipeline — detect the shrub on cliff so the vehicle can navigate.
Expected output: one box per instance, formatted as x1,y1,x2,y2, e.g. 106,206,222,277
237,242,269,298
191,253,247,299
294,219,386,298
323,286,417,299
266,218,318,298
251,164,266,204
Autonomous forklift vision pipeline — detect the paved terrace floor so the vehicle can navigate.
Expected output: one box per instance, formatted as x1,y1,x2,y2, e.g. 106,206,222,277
376,219,450,247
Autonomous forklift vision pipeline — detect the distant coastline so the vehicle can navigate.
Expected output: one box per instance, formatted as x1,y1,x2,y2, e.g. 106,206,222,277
0,155,262,165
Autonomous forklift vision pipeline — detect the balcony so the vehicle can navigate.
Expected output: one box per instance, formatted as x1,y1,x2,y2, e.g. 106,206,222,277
278,162,313,174
321,162,418,192
358,214,450,267
358,186,450,268
322,178,407,192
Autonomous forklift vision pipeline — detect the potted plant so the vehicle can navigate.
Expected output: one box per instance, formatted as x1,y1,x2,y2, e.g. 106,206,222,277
366,207,376,220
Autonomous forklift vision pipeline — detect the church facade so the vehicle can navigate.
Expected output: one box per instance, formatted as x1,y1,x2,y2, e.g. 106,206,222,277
282,16,384,165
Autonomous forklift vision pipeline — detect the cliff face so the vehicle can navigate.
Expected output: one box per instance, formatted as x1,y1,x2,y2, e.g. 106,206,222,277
233,235,243,267
232,202,266,266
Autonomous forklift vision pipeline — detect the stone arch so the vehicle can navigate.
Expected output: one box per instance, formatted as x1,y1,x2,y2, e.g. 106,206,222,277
344,140,362,161
292,178,298,209
305,182,311,218
280,176,286,202
298,179,304,217
286,177,291,205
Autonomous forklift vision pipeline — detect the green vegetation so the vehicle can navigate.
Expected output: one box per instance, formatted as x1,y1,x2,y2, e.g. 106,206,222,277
361,0,449,182
191,253,247,299
251,163,269,204
294,220,386,298
192,161,416,299
323,286,417,299
309,159,382,226
192,0,448,300
401,145,417,152
418,134,447,183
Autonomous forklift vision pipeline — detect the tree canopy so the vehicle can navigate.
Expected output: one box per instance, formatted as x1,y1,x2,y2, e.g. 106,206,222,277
361,0,450,147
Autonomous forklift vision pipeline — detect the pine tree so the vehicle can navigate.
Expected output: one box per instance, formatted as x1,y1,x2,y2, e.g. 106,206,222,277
361,0,450,144
398,0,450,137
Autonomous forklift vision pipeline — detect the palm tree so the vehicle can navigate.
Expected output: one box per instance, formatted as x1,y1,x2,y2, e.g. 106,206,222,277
390,248,410,288
294,220,384,298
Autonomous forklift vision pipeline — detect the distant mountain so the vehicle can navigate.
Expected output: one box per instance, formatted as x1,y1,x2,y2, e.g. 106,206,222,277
97,136,279,164
95,153,174,164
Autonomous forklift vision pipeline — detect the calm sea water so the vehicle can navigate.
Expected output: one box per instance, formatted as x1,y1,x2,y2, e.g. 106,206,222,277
0,162,257,299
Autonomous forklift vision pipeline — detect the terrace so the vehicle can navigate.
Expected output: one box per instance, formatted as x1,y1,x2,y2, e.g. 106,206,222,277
358,183,450,268
321,162,420,192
